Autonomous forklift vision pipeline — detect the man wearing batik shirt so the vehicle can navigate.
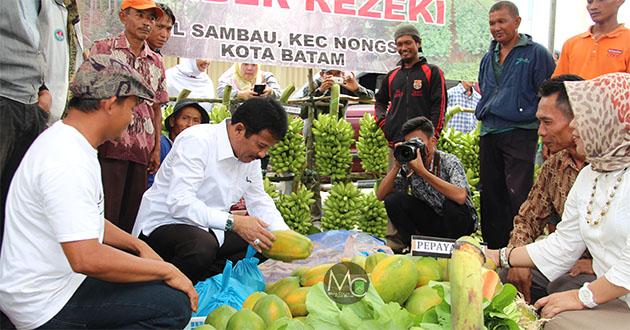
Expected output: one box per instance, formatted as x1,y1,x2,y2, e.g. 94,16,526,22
446,81,481,133
503,75,595,304
89,0,168,233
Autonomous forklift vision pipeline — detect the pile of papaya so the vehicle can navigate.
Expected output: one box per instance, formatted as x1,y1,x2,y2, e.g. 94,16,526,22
195,235,542,330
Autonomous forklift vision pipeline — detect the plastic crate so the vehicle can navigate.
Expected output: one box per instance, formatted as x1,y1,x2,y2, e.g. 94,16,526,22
183,316,206,330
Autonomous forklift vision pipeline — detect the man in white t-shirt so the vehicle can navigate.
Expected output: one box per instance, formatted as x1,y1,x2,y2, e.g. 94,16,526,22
133,98,290,284
0,55,197,330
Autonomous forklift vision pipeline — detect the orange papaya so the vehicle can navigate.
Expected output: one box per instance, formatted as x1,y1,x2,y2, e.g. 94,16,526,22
226,310,265,330
252,294,293,326
371,255,418,304
283,287,309,317
481,268,501,300
265,276,300,300
299,263,334,287
262,230,313,262
242,291,267,310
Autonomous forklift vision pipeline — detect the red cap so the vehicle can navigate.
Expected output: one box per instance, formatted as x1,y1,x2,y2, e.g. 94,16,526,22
121,0,164,17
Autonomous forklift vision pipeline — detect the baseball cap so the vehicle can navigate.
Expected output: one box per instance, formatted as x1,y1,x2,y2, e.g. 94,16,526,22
70,55,155,102
121,0,164,17
165,99,210,132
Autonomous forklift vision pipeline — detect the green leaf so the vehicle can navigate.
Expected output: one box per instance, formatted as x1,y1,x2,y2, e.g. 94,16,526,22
339,307,364,330
428,281,451,306
489,284,517,312
304,283,341,330
421,306,438,324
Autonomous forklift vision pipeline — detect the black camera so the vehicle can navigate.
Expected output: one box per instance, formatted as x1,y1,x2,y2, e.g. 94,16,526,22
394,138,427,163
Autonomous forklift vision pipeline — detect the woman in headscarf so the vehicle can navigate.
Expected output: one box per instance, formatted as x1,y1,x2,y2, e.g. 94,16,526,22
486,73,630,329
216,63,281,101
166,58,214,110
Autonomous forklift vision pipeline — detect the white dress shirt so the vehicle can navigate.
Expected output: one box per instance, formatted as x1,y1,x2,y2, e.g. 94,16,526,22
527,165,630,308
133,120,288,245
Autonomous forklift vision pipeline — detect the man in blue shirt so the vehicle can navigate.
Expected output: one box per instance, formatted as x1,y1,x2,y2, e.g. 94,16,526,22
475,1,555,248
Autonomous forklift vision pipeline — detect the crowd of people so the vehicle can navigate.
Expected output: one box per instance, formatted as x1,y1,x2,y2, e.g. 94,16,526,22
0,0,628,329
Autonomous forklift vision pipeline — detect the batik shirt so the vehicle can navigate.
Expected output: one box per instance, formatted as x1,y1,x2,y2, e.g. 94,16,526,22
394,150,478,224
508,149,582,248
90,32,168,165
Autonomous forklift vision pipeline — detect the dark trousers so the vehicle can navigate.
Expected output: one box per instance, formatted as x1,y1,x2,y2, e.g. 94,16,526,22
0,97,48,252
100,158,148,233
479,129,537,248
384,191,475,247
141,224,249,284
498,268,596,303
37,277,191,329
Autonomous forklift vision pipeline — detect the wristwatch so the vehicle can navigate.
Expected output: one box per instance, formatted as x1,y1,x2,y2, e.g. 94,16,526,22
578,282,598,308
225,214,234,231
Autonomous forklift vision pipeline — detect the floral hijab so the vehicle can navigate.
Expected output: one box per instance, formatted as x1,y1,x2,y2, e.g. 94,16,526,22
564,73,630,172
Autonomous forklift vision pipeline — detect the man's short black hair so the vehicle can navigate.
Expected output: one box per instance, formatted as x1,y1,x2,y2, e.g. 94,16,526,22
490,1,520,17
231,97,288,140
538,74,584,120
67,96,131,113
158,3,176,25
401,116,434,139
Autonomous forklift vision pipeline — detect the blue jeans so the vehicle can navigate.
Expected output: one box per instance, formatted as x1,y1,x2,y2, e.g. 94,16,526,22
38,277,191,329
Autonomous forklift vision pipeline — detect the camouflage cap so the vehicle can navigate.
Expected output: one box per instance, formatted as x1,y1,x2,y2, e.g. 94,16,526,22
70,55,155,102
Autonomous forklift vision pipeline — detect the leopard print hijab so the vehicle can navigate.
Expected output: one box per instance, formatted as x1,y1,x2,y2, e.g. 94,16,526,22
564,73,630,172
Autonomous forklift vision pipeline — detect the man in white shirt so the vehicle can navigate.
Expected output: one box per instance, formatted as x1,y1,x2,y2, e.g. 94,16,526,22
0,55,197,329
133,97,290,283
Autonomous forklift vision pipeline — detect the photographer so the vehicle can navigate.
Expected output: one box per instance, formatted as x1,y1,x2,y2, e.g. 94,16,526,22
376,116,476,251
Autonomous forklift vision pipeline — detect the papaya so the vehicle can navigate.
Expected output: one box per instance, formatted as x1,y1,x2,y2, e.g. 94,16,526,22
350,255,367,270
449,238,485,329
481,268,501,300
291,266,310,278
436,258,449,281
414,257,441,287
364,252,388,273
242,291,267,310
253,294,293,326
194,325,216,330
284,287,309,317
267,317,309,330
262,230,313,262
204,304,237,330
371,255,418,304
299,263,334,286
226,310,265,330
265,276,300,300
405,285,443,316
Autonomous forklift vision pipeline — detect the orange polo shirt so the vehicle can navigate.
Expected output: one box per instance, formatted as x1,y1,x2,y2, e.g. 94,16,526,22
553,24,630,79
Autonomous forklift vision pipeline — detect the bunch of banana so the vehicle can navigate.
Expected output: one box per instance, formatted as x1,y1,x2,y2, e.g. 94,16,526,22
438,127,480,187
209,104,231,124
268,117,306,174
356,113,388,175
321,182,362,231
357,192,388,238
263,177,281,201
275,185,315,235
311,114,354,181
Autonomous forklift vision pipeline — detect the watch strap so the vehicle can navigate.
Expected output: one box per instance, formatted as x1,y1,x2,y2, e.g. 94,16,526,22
578,282,598,308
